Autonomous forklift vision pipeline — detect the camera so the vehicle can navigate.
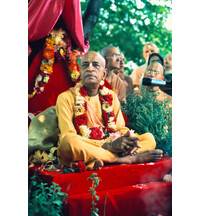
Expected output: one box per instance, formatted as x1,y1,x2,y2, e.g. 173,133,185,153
142,77,172,96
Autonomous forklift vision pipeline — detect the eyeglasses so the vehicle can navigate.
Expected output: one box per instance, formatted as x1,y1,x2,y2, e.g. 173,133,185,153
145,69,162,75
145,49,156,54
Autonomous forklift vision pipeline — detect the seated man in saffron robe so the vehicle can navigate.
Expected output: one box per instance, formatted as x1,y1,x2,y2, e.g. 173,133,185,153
101,46,127,102
56,51,163,169
118,52,134,97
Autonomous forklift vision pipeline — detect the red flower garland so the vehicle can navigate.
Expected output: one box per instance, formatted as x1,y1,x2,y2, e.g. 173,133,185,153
29,29,81,99
74,81,117,140
90,127,104,140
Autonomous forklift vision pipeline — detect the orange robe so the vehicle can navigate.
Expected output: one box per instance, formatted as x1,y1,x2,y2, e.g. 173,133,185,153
130,64,146,88
106,72,127,102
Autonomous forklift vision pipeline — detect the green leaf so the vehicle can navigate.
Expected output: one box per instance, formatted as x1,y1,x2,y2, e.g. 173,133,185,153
29,173,67,216
91,211,99,216
52,200,62,206
123,88,172,154
81,0,171,66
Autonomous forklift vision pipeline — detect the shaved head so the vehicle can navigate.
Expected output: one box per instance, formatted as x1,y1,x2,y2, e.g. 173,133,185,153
143,42,159,61
101,46,120,58
81,51,106,68
100,47,121,70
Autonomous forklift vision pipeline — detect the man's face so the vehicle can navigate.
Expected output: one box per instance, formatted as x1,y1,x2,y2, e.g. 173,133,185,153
80,52,106,87
105,48,121,70
144,61,164,80
164,54,172,71
143,45,159,61
120,53,125,70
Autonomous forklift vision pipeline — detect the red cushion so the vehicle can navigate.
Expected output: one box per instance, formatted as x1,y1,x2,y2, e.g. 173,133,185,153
31,157,172,215
65,182,171,216
40,157,171,196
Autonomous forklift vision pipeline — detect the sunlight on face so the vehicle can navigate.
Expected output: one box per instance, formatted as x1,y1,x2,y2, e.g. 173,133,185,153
80,52,106,86
143,44,159,61
145,61,164,80
106,48,121,70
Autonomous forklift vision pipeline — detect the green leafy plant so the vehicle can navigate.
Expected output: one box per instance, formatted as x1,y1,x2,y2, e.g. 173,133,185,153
122,88,172,156
81,0,172,69
88,173,101,216
29,172,67,216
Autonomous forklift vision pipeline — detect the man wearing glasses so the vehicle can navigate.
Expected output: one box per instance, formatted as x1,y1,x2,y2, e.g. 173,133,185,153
144,53,172,104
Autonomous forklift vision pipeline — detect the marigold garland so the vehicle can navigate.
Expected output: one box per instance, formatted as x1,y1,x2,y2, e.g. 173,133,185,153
29,29,81,99
74,81,117,140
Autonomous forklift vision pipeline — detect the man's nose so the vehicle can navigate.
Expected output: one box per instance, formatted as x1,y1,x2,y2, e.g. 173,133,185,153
87,63,95,70
116,56,121,62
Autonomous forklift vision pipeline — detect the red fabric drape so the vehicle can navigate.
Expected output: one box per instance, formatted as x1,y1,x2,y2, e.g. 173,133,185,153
28,51,74,114
28,0,65,41
61,0,86,52
40,157,172,196
28,0,86,51
33,158,172,216
65,182,172,216
28,0,89,114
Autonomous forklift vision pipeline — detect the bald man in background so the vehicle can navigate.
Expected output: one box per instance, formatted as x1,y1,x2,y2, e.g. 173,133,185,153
101,46,128,102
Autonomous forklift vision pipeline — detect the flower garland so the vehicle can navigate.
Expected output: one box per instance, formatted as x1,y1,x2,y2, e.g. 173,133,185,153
68,50,81,82
74,81,117,140
29,29,81,99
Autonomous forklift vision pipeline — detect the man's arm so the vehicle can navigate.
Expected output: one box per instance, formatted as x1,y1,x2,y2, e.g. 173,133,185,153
130,65,145,91
109,73,127,102
56,91,77,140
102,132,139,154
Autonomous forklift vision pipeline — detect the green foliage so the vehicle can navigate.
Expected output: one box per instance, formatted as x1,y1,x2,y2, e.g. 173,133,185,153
88,173,101,216
122,87,172,156
81,0,172,67
29,173,67,216
157,129,172,156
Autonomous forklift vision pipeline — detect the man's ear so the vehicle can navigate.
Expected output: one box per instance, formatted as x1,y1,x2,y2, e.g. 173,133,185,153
161,68,165,80
104,57,109,68
80,70,84,80
102,68,108,79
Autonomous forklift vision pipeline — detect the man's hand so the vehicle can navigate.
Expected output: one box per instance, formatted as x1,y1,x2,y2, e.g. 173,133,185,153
103,132,139,154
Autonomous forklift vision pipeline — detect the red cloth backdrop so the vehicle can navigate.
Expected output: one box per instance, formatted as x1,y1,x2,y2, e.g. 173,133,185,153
28,0,87,114
28,0,86,51
28,0,65,41
61,0,86,52
65,182,172,216
28,52,74,114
